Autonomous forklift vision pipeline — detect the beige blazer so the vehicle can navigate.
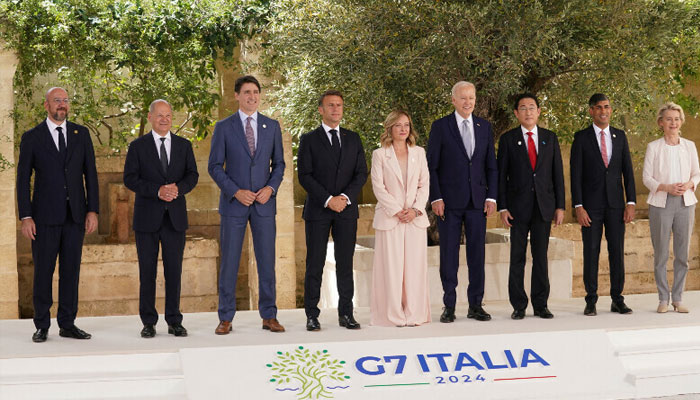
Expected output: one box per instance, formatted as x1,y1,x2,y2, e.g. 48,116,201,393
371,145,430,231
642,137,700,208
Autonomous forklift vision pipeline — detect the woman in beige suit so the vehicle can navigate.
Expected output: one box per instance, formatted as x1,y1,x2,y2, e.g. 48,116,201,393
643,102,700,313
370,110,431,326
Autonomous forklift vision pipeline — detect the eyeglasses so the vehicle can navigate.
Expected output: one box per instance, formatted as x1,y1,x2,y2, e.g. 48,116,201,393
51,99,71,105
517,107,538,113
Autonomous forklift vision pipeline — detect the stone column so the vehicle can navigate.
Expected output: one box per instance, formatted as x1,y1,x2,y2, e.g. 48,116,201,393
0,48,19,318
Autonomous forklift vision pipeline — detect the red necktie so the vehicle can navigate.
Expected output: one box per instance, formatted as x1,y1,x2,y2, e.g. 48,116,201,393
600,130,609,168
526,131,537,170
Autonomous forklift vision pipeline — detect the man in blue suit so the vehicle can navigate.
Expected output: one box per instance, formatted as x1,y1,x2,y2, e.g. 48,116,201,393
17,87,99,342
208,75,286,334
427,81,498,323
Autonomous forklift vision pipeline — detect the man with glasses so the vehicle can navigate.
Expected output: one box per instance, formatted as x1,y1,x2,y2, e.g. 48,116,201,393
497,93,565,320
17,87,99,342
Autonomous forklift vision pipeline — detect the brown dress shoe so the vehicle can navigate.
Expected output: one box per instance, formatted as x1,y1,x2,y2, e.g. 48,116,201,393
262,318,285,333
215,320,232,335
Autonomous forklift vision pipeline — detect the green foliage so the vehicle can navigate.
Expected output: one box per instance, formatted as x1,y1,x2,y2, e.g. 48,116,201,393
256,0,700,152
0,0,271,149
267,346,348,399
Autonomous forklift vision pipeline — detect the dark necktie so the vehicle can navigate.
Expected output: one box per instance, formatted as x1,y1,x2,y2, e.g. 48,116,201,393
526,131,537,170
159,137,168,174
329,129,340,160
57,126,66,160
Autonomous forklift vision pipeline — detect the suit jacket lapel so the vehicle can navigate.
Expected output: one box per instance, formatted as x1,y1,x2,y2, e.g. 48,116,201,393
587,125,607,169
533,128,547,171
232,113,253,159
165,135,178,181
40,121,61,161
406,145,417,190
386,146,404,188
448,114,469,160
65,122,78,164
146,133,167,179
608,127,621,168
316,126,338,166
253,115,268,162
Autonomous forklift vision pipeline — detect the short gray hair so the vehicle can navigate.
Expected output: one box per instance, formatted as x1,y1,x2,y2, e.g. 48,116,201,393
656,102,685,124
451,81,476,97
45,86,67,100
149,99,171,113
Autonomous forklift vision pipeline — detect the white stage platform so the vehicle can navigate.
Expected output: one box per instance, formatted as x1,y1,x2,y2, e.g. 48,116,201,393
2,292,700,400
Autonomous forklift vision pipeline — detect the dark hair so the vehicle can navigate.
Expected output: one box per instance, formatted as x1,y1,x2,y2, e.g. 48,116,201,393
588,93,609,107
234,75,261,93
513,93,539,110
318,90,344,106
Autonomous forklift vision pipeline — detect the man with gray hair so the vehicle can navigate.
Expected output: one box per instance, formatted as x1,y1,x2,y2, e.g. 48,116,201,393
124,99,199,338
17,87,99,342
427,81,498,323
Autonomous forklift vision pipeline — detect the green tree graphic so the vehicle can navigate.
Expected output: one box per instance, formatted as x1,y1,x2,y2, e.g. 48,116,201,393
267,346,350,399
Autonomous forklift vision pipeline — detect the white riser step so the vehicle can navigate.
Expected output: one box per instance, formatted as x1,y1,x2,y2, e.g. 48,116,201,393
0,352,181,378
0,377,186,400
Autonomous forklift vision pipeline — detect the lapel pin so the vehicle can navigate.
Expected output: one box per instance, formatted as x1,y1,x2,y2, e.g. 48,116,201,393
476,123,481,127
73,130,78,135
517,141,522,145
542,140,546,145
262,124,267,129
612,134,616,138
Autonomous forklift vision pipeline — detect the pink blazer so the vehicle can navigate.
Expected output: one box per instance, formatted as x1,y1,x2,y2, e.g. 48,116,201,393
642,137,700,207
371,145,430,231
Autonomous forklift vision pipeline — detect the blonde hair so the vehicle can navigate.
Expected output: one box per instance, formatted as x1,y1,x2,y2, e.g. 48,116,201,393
380,110,418,147
657,102,685,124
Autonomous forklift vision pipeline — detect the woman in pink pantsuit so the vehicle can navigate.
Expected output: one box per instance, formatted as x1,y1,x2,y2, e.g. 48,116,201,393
370,110,431,327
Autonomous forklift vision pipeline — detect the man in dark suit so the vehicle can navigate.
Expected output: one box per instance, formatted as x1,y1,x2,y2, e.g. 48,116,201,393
570,93,636,316
208,75,286,334
497,93,565,320
298,90,368,331
123,99,199,338
17,87,99,342
427,81,498,323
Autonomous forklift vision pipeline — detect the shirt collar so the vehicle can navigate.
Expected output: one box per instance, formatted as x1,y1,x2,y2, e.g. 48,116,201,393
520,125,538,136
322,122,340,134
46,118,67,133
454,112,472,127
151,130,171,142
239,110,258,123
593,124,608,136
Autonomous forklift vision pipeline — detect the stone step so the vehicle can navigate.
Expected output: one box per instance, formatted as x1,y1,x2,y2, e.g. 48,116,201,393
0,352,186,400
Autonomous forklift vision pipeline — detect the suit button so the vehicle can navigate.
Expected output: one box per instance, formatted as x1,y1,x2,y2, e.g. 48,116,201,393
532,188,535,192
533,173,536,176
468,178,471,182
64,168,68,173
64,186,67,190
469,162,472,166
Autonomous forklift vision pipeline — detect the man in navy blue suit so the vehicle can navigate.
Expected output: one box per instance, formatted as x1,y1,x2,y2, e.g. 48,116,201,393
427,81,498,323
208,75,286,334
17,87,99,342
123,99,199,338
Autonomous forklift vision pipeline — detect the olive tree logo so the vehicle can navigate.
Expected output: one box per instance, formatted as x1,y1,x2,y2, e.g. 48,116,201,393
267,346,351,399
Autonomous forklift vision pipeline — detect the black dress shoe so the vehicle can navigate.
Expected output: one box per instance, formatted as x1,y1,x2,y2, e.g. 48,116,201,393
467,305,491,321
168,323,188,337
59,325,92,339
306,317,321,331
611,301,633,314
511,309,525,320
32,328,48,343
338,314,361,329
534,307,554,319
584,303,597,316
141,324,156,338
440,307,456,323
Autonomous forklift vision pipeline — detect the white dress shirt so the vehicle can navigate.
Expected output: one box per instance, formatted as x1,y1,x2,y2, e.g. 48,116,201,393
45,118,67,151
521,125,538,153
239,110,259,149
151,130,172,163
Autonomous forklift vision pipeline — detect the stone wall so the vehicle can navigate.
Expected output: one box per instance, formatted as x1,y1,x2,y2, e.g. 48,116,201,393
0,49,18,318
17,238,218,317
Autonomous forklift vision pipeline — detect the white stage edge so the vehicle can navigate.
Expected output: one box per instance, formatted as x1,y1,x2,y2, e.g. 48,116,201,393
2,292,700,400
